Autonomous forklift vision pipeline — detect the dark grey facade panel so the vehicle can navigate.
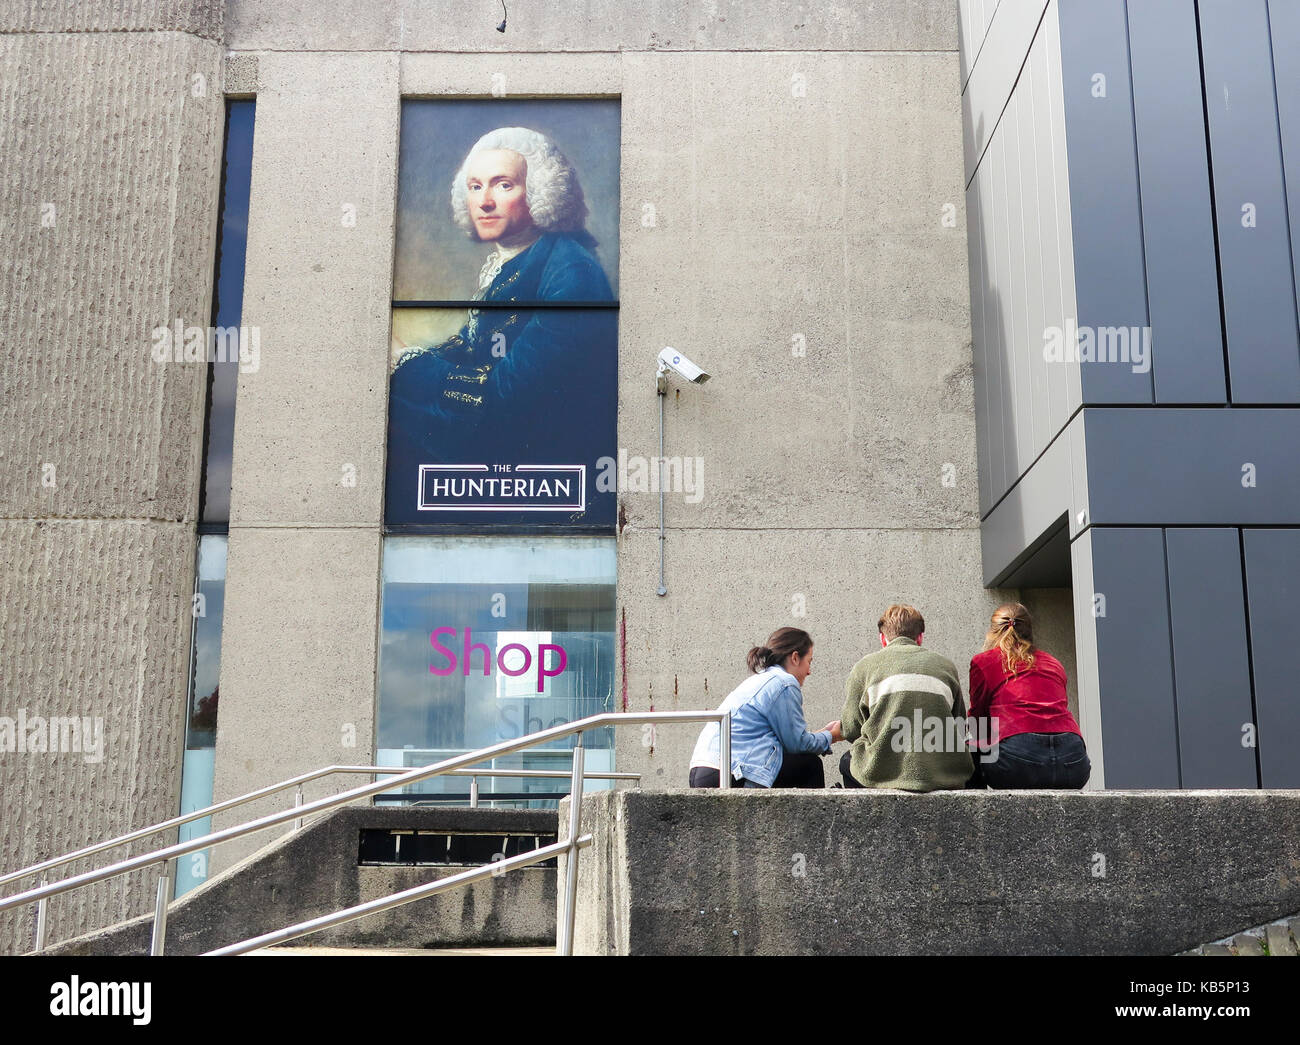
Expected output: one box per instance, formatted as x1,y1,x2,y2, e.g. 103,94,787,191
1083,408,1300,525
1057,0,1153,404
1242,529,1300,787
1089,527,1180,787
1164,528,1258,787
1199,0,1300,402
1269,0,1300,345
1126,0,1227,404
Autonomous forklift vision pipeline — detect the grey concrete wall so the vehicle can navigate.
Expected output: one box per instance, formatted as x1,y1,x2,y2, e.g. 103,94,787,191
562,789,1300,955
47,806,559,954
0,4,225,952
213,4,1032,809
210,50,398,874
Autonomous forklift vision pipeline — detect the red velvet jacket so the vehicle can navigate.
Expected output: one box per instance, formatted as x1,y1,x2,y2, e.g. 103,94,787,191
968,648,1081,743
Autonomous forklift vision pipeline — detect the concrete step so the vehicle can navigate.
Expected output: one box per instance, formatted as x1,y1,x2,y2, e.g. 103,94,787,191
253,945,553,956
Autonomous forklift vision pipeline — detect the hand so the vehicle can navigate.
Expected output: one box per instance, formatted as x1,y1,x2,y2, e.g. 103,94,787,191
822,720,843,743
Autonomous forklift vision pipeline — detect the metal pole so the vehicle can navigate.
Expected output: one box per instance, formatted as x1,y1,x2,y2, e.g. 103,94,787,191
33,878,48,954
469,777,479,809
150,867,170,956
293,785,304,831
657,386,667,596
719,710,732,789
560,732,586,956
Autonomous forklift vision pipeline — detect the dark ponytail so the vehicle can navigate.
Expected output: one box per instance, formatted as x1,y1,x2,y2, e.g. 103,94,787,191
746,627,814,674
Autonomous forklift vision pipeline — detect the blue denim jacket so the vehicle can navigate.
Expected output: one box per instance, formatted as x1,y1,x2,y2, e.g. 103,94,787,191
689,666,831,787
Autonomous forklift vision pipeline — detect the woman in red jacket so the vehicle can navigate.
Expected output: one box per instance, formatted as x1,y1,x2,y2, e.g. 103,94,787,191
968,603,1090,789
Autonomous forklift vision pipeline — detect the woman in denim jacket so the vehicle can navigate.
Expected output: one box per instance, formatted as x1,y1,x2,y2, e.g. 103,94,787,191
688,627,841,788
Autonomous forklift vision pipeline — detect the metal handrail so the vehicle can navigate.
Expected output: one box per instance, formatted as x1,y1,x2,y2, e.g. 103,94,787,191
5,710,730,955
208,712,731,957
204,836,594,956
0,765,640,892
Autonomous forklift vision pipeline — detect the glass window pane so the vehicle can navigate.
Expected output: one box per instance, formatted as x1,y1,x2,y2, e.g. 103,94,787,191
377,536,616,807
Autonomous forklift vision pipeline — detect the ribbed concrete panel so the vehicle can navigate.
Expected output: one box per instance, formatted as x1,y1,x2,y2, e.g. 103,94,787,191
1057,0,1152,404
0,520,193,955
0,31,224,521
226,0,958,53
0,0,222,38
1199,0,1300,402
1126,0,1225,404
1164,529,1257,788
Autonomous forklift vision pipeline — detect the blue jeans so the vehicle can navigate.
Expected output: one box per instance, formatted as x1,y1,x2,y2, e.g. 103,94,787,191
977,731,1090,789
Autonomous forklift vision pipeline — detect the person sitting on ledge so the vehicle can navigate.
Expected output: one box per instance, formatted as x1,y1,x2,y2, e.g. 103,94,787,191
967,603,1090,789
688,627,841,789
839,604,974,792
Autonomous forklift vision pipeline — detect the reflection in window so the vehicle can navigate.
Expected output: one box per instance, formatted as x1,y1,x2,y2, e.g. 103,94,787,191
176,535,226,895
377,536,616,807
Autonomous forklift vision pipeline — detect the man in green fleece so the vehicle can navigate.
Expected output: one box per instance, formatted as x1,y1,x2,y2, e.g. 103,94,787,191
839,604,974,791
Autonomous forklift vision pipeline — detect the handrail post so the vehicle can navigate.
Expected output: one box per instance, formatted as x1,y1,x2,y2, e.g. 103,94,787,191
719,709,732,789
470,776,479,808
33,877,48,954
559,731,585,956
293,785,304,831
150,864,170,956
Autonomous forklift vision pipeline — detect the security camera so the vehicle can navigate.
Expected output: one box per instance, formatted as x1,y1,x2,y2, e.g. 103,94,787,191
657,347,710,387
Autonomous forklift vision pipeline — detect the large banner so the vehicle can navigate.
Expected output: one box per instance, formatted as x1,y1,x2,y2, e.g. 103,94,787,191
385,100,620,530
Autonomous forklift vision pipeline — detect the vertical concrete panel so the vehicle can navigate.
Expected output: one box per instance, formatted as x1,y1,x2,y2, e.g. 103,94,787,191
1265,0,1300,346
1126,0,1226,404
1242,529,1300,787
0,24,223,952
1086,527,1180,788
213,52,399,873
1164,529,1257,787
1057,0,1152,404
0,522,194,954
1199,0,1300,402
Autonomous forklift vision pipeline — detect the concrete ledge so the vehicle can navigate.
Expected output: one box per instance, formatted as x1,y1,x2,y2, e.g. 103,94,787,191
559,790,1300,955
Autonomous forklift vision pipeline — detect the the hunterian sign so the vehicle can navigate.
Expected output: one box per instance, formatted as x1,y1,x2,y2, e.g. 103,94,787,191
417,464,586,512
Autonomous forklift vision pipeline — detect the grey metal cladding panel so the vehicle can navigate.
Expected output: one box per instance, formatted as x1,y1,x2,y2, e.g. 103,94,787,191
980,413,1081,585
1016,65,1052,466
1056,0,1153,404
962,1,1050,185
1006,92,1036,479
1089,527,1180,787
1164,529,1257,787
1126,0,1227,404
1243,529,1300,787
989,140,1011,502
968,179,995,515
1269,1,1300,349
1199,0,1300,402
1083,408,1300,525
